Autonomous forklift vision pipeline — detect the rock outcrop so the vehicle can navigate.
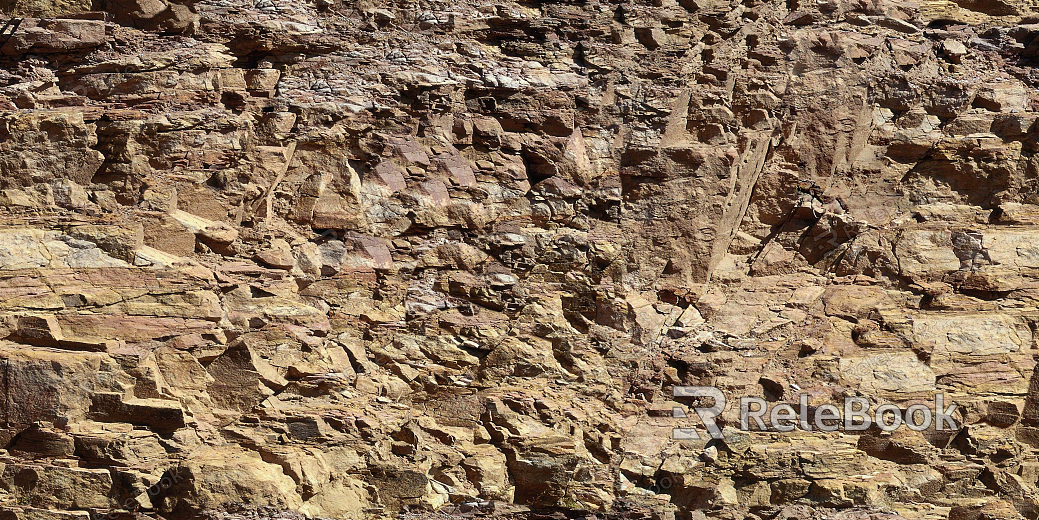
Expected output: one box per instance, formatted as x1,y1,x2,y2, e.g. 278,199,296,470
0,0,1037,518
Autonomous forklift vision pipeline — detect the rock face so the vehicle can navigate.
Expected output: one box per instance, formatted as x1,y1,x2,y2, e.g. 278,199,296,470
0,0,1037,518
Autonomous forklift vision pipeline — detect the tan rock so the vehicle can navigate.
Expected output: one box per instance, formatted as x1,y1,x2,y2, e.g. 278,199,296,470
254,238,295,270
8,423,75,457
2,19,105,55
0,345,132,430
89,392,186,434
142,215,196,257
161,446,303,515
206,335,288,412
0,463,113,509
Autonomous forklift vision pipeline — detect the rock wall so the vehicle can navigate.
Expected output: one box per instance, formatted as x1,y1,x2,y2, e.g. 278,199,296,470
0,0,1037,518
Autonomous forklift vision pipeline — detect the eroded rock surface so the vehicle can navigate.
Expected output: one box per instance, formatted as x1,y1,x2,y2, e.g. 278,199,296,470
0,0,1037,518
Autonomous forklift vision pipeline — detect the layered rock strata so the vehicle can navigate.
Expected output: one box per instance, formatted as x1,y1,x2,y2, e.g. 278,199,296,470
0,0,1037,518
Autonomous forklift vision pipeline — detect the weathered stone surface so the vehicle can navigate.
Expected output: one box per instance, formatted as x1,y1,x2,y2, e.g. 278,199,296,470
8,423,75,457
159,446,303,516
1,19,105,55
0,0,1035,519
89,392,186,433
0,462,113,509
0,112,104,185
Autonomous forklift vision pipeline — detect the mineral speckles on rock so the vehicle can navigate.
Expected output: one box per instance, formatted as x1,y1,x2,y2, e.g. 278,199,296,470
0,0,1036,519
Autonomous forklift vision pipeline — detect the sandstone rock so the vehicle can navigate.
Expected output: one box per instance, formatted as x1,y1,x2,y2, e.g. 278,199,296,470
159,446,303,516
9,315,64,347
51,180,90,210
369,161,407,193
941,39,969,62
65,225,142,263
0,345,132,432
153,347,214,393
89,392,186,434
72,427,168,466
0,463,113,509
1,19,105,55
0,189,35,208
473,118,504,148
299,476,370,518
0,0,1035,518
199,222,239,245
206,335,287,412
0,111,103,187
8,423,75,457
142,215,196,257
246,69,281,92
254,239,295,270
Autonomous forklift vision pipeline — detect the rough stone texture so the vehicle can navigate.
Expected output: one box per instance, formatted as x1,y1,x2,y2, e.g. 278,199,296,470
0,0,1037,519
